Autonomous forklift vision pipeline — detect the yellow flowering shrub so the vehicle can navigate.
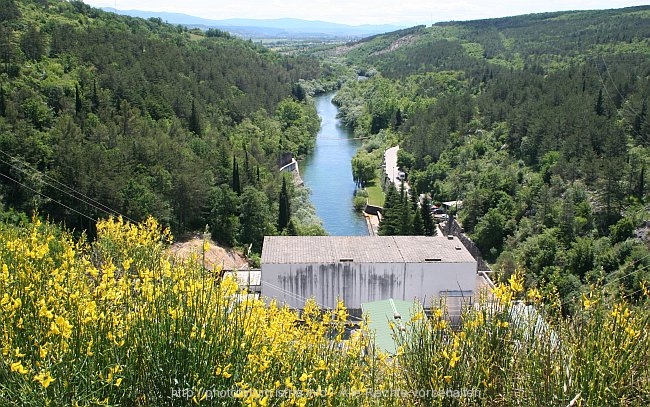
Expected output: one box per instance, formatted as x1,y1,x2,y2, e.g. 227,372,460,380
1,216,648,406
395,271,650,406
0,216,394,406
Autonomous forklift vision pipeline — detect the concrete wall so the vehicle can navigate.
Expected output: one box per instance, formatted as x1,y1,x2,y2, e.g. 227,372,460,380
279,159,298,173
364,203,383,215
446,218,491,272
279,158,303,186
261,261,476,310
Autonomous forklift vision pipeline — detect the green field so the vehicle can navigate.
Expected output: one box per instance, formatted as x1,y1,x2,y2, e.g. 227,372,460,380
366,181,385,207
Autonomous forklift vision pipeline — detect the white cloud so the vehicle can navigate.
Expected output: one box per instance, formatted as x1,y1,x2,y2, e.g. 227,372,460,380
84,0,649,25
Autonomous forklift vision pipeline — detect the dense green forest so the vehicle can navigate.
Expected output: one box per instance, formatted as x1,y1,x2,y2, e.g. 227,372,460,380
1,0,649,307
0,0,324,254
330,6,650,310
1,4,649,404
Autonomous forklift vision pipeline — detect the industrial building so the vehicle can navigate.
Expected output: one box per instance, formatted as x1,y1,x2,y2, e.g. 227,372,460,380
260,235,478,314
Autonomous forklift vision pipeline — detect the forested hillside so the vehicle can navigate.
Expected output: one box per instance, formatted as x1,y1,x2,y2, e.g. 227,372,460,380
0,0,322,253
332,6,650,310
0,3,649,405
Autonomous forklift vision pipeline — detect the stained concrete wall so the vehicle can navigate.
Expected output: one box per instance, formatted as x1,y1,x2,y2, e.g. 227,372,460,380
261,261,476,310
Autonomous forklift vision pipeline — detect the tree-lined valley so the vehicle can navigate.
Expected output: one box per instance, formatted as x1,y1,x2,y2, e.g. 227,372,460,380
1,1,649,405
0,0,323,256
331,7,650,310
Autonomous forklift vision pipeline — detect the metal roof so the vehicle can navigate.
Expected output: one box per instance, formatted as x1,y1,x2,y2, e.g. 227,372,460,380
362,299,425,355
261,236,475,264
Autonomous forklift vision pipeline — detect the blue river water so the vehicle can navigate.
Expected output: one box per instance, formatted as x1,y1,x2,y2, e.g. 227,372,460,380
300,93,368,236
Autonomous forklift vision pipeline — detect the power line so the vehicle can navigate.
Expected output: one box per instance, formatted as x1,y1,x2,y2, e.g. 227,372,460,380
261,279,365,322
594,55,649,145
552,260,650,312
0,150,137,224
0,170,97,224
0,150,132,221
602,260,650,290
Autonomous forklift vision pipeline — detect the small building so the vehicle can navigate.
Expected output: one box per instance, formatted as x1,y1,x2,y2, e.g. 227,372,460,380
261,235,477,315
223,269,261,293
442,200,463,211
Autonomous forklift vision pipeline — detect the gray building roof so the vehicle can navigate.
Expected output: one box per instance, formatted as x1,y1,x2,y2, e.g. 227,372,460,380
262,236,475,264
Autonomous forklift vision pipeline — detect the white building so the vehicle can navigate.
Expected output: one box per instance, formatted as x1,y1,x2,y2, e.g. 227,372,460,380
261,235,477,313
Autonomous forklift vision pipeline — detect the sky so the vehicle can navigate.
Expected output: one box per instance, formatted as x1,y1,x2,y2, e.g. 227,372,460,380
82,1,650,26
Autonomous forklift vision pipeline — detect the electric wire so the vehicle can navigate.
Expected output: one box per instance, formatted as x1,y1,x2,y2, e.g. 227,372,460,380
0,150,138,224
261,279,365,322
0,170,97,223
594,55,649,145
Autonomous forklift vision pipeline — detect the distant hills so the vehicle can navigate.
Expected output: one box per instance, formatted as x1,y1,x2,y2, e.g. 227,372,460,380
101,8,405,39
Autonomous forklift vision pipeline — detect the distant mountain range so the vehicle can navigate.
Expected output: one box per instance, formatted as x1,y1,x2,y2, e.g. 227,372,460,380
102,8,405,39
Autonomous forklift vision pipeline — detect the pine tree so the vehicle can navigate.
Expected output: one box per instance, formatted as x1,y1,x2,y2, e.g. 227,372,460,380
20,25,45,61
0,0,21,23
378,184,399,235
633,98,647,136
412,205,424,235
559,189,575,245
398,199,412,235
396,182,412,234
291,83,306,102
410,185,419,212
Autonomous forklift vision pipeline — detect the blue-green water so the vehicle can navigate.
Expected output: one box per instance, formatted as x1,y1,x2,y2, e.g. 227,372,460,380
300,94,368,236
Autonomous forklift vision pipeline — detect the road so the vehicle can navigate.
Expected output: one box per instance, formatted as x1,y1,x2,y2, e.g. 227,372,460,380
384,146,409,193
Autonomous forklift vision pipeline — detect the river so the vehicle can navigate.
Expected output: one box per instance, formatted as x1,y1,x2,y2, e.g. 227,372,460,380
300,93,368,236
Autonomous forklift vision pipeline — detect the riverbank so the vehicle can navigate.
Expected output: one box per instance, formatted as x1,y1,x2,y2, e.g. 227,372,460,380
300,93,368,236
364,211,380,236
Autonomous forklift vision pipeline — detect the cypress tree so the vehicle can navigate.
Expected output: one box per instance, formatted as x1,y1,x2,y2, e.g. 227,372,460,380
420,196,436,236
189,99,202,135
232,156,241,195
278,176,291,231
595,89,605,116
244,146,251,182
637,164,645,203
287,219,298,236
75,84,82,115
0,87,5,117
394,108,403,129
91,80,99,113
